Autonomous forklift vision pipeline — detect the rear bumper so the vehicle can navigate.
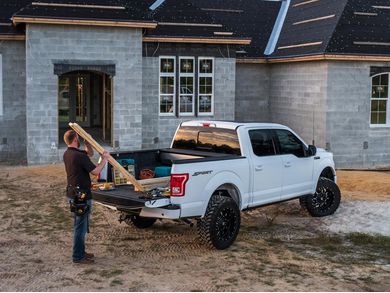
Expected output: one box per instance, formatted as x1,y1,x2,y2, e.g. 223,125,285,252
95,202,181,219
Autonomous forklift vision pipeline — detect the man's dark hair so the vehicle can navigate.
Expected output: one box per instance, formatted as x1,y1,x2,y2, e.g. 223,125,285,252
64,130,78,146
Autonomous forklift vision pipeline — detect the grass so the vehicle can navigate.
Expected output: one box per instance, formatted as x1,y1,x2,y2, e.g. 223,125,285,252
110,278,124,286
99,269,123,279
347,233,390,253
83,268,97,275
263,279,275,287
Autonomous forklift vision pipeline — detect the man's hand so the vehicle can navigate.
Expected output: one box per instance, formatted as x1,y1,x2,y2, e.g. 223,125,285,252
101,151,110,161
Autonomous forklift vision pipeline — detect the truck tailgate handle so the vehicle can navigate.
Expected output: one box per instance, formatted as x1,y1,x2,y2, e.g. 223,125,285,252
284,162,291,168
145,198,171,208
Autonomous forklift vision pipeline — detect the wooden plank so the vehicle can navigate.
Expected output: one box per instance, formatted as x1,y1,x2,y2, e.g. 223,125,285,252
236,58,268,64
293,0,319,8
277,41,323,50
139,177,170,190
139,177,170,186
0,34,26,41
68,122,145,192
158,22,223,28
31,2,126,10
293,14,335,26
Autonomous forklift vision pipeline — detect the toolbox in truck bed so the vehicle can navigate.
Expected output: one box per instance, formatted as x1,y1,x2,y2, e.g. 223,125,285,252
92,185,166,210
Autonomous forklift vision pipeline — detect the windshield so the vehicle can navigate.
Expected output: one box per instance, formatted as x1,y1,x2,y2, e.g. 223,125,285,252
172,126,241,155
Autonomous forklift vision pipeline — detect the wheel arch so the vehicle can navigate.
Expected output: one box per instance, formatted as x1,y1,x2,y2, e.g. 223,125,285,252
319,166,336,182
215,183,242,209
200,171,245,217
312,160,336,192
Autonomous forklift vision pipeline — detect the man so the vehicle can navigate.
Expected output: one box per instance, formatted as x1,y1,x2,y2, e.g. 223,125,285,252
63,130,109,264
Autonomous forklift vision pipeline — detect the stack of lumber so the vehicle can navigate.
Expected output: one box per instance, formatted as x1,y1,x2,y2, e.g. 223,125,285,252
69,123,170,192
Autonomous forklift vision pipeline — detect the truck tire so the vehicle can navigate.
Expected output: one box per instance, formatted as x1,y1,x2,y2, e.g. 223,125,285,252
300,177,341,217
125,215,157,229
197,195,241,250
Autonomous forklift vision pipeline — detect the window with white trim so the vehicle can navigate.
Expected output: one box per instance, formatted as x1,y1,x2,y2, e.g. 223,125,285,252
0,54,3,116
159,56,176,115
198,58,214,115
179,57,195,115
371,73,389,125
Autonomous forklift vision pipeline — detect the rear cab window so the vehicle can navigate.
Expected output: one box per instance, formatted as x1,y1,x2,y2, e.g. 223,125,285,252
248,129,276,157
172,126,241,155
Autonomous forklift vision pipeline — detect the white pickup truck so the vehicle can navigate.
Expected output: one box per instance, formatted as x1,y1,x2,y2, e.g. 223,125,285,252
93,121,341,249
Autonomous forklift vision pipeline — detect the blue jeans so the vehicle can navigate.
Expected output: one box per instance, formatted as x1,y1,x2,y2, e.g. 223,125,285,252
73,200,92,261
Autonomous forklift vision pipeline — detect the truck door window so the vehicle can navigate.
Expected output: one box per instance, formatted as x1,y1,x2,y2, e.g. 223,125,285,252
274,129,305,157
249,130,276,157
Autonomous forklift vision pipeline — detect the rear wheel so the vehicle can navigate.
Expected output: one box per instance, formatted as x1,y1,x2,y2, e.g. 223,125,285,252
300,177,341,217
197,195,241,250
124,215,157,229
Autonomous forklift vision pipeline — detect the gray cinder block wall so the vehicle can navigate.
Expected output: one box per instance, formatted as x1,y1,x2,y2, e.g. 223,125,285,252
142,57,236,149
235,63,270,122
327,61,390,169
25,24,143,165
269,62,328,148
0,41,26,164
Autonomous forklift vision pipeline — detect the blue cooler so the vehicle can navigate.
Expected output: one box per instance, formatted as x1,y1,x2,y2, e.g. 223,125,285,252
154,166,172,178
117,159,136,177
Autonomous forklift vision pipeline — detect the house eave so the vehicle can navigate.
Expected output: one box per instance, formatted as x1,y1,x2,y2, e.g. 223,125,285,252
237,54,390,64
143,36,251,45
12,16,157,29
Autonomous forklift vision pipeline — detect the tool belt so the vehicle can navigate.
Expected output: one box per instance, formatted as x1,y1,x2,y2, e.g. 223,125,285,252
67,186,90,216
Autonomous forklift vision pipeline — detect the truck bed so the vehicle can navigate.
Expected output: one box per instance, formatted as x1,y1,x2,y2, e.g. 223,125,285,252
92,185,166,211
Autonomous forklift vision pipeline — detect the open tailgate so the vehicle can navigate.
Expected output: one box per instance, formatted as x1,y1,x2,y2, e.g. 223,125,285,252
92,185,170,211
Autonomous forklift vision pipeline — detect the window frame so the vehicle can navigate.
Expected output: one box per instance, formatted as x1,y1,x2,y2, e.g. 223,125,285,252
370,72,390,128
197,57,215,116
178,56,195,116
159,56,176,116
0,54,3,116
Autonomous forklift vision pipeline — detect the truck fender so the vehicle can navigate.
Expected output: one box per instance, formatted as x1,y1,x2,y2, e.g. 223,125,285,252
199,171,245,217
312,159,336,192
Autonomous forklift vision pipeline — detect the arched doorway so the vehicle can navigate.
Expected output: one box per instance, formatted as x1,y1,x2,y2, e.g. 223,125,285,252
58,70,112,145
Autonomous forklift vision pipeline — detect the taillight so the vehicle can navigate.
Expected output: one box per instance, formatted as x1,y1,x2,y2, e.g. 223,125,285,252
170,173,189,197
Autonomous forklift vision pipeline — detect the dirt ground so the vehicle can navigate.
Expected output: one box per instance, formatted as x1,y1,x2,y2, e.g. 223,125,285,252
0,165,389,292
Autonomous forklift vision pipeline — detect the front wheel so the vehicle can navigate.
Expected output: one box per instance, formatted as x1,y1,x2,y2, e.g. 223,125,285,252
300,177,341,217
124,215,157,229
197,195,241,250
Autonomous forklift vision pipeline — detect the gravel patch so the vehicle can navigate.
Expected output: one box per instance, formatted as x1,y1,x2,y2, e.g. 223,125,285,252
321,201,390,236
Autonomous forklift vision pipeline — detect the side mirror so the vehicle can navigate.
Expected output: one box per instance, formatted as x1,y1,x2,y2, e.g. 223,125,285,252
307,145,317,157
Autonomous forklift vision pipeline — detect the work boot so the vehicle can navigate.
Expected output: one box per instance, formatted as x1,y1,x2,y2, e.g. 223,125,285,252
73,257,94,264
85,252,95,259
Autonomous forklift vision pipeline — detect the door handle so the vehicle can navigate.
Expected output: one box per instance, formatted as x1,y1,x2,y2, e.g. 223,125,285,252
255,165,263,171
284,162,291,168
